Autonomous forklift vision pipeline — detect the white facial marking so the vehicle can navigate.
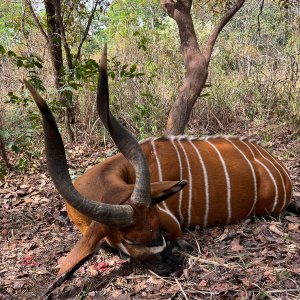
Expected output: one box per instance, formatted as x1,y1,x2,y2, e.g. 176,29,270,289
119,236,167,256
147,235,166,254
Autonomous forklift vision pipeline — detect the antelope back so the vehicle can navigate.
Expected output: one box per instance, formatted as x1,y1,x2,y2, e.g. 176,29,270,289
140,136,292,229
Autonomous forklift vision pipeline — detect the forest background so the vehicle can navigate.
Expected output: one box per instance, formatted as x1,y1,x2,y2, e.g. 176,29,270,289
0,0,300,299
0,0,299,174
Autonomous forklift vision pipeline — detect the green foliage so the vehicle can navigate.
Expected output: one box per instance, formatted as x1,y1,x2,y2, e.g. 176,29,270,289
109,56,145,81
132,92,164,138
0,44,47,170
0,1,23,46
0,107,42,171
105,0,163,37
1,44,45,110
1,0,299,174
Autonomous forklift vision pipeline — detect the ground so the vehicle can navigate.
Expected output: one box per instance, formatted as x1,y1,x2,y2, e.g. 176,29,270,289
1,131,299,300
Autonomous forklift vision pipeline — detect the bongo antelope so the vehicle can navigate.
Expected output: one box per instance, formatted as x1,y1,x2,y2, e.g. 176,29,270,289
23,45,293,294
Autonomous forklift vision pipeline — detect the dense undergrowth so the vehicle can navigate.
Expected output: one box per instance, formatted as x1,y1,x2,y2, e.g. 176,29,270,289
1,1,299,178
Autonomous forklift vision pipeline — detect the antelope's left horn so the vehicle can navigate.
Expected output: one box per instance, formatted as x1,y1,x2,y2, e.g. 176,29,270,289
96,44,151,207
23,79,134,228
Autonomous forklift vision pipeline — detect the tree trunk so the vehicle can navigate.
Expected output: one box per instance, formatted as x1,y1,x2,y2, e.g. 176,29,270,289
44,0,63,90
162,0,208,135
161,0,245,135
44,0,75,142
0,138,11,171
0,110,12,171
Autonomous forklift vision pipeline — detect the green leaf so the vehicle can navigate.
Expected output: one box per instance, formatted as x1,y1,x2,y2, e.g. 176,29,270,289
200,92,211,97
0,44,5,55
130,64,137,73
109,71,115,80
7,50,16,57
16,59,23,67
35,61,43,69
8,143,20,153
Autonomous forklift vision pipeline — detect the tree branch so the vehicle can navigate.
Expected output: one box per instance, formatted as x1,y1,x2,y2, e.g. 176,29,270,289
257,0,265,38
203,0,246,61
53,0,73,70
74,0,101,62
25,0,49,42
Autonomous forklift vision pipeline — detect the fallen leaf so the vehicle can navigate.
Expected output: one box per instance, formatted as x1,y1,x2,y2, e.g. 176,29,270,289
292,267,300,274
287,223,299,232
24,198,33,204
198,279,208,287
285,216,300,223
13,281,25,289
269,224,284,236
88,265,99,276
230,238,243,251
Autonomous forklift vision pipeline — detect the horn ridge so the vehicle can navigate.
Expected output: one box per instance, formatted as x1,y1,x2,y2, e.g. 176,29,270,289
23,79,134,228
97,44,151,207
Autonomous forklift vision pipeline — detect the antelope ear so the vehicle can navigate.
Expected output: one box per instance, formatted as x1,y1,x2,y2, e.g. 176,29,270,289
150,180,187,205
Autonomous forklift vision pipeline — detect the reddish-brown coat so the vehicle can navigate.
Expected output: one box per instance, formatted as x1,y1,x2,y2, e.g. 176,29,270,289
67,136,292,236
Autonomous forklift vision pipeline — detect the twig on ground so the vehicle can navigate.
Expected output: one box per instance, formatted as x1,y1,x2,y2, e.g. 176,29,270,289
175,278,189,300
184,253,238,269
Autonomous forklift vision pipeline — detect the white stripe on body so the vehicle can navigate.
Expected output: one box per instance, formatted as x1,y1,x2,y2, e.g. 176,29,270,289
206,139,232,224
177,140,193,227
150,139,181,229
226,139,258,218
252,143,287,211
241,141,278,212
169,137,184,224
188,139,210,227
151,139,163,180
256,146,291,181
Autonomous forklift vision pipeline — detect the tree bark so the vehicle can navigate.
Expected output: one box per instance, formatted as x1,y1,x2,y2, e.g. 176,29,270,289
44,0,75,142
161,0,245,135
162,0,208,135
0,110,12,171
44,0,64,90
0,138,11,170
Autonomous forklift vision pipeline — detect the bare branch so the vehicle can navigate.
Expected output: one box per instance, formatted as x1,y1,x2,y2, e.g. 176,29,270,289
53,0,73,70
257,0,265,38
25,0,49,42
74,0,101,62
204,0,246,61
